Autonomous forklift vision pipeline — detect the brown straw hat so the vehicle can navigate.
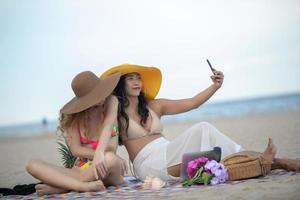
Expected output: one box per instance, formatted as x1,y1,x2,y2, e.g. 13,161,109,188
60,71,121,114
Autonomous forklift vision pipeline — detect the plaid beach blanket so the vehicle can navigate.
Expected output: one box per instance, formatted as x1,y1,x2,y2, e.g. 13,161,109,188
1,170,296,200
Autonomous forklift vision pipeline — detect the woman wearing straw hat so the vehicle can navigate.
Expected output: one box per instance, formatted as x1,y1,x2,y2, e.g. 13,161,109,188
100,64,299,182
26,71,127,196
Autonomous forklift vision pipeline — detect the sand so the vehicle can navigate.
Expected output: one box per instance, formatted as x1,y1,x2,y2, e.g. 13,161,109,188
0,111,300,199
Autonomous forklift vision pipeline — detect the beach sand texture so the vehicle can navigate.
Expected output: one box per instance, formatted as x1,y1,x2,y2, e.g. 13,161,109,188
0,111,299,199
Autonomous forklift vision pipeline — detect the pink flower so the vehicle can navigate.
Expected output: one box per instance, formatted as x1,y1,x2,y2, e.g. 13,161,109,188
183,156,228,187
187,157,209,178
196,157,209,165
187,160,199,178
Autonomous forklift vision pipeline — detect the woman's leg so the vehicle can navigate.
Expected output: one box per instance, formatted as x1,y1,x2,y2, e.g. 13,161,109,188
242,138,277,173
33,165,81,196
272,158,300,172
26,159,105,193
35,184,68,197
27,152,124,196
166,122,244,177
78,152,124,185
167,137,277,177
102,152,124,186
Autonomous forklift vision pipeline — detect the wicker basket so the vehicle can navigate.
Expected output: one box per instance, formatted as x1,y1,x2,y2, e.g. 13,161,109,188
221,152,271,181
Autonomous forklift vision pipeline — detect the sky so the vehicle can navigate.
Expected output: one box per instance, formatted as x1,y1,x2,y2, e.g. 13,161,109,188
0,0,300,126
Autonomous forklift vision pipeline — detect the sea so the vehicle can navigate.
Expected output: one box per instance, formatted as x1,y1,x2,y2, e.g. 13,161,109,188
0,93,299,137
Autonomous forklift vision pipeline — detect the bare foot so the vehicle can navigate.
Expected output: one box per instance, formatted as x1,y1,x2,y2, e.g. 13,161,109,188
35,184,68,197
81,180,106,192
262,138,277,162
260,138,277,174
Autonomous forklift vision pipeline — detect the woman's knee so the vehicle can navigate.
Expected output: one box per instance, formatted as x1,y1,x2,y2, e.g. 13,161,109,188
26,159,42,175
188,121,212,136
185,121,219,142
104,152,119,169
103,153,124,186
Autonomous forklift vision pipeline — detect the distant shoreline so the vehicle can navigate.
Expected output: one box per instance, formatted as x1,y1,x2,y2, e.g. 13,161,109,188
0,110,299,138
1,92,299,136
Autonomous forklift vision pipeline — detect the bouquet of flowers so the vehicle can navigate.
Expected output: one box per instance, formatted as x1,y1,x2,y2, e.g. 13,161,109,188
182,157,228,186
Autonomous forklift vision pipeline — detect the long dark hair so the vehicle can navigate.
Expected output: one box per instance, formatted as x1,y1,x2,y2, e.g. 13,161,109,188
113,75,149,145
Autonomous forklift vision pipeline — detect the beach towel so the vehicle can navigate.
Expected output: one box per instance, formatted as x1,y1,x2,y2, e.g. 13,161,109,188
0,169,297,200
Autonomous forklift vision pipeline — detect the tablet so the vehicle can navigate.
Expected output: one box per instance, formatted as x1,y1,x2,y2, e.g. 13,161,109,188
180,147,222,179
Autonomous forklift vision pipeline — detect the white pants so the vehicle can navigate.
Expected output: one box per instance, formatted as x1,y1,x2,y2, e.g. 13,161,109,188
133,122,244,182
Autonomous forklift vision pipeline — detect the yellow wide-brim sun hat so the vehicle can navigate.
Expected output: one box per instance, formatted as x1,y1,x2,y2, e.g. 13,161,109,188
100,63,162,100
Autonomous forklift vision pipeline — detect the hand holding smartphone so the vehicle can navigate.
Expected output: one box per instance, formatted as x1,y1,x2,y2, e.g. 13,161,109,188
206,59,224,88
206,59,216,74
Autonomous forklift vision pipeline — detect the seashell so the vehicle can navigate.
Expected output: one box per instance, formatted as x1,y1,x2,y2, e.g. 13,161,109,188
151,177,166,190
143,175,155,189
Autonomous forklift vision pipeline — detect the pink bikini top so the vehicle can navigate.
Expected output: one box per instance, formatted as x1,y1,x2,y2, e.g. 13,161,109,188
77,123,118,150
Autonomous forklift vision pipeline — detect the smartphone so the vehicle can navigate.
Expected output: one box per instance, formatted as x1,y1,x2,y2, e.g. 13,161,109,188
206,59,216,74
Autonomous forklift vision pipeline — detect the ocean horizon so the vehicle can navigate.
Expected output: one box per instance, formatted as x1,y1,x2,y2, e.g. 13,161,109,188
0,92,299,137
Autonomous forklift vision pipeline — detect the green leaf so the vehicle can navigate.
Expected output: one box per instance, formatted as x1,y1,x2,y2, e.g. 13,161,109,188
182,167,205,186
56,135,77,168
202,172,213,185
194,177,204,184
198,167,204,175
191,167,203,180
182,179,194,187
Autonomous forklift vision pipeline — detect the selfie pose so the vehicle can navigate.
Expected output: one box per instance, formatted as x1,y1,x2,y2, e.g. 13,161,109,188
100,64,300,182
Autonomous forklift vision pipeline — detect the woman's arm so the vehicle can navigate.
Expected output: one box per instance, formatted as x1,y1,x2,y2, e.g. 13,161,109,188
96,95,118,152
149,70,224,117
105,132,118,153
92,95,119,179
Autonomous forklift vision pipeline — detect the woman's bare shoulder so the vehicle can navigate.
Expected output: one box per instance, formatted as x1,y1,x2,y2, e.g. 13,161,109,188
148,99,164,117
108,95,119,104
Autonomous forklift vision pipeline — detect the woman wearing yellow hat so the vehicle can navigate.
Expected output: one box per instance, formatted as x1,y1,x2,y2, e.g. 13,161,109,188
100,64,242,181
101,64,299,182
26,71,127,196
